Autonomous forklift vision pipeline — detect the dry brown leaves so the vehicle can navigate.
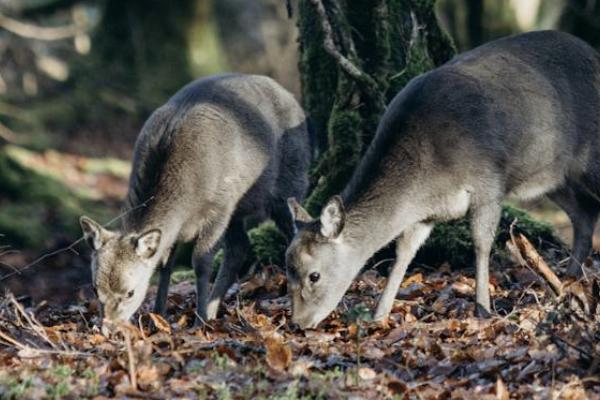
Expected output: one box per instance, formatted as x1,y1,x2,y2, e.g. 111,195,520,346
0,254,598,399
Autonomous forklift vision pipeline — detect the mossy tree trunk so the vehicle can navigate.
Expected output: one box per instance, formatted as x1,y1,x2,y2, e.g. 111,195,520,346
296,0,562,268
299,0,454,215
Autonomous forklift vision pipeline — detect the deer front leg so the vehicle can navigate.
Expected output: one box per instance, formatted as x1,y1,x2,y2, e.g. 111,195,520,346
374,223,433,321
153,246,177,316
469,201,501,314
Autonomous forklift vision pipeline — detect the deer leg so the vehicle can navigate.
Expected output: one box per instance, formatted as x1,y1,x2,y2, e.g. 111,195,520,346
206,218,250,320
549,186,599,277
374,222,433,321
469,201,501,314
153,245,177,316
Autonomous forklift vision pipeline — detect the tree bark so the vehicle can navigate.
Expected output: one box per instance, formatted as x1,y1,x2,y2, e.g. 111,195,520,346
299,0,454,214
465,0,484,48
90,0,196,113
559,0,600,50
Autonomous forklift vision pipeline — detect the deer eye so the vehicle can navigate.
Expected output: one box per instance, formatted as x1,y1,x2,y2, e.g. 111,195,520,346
127,290,134,299
309,272,320,284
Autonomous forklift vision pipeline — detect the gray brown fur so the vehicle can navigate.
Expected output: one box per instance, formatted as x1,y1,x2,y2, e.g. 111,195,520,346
286,31,600,328
81,74,311,323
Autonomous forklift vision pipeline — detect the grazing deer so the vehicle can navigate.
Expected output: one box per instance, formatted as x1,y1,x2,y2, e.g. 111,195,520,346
286,31,600,329
80,74,311,324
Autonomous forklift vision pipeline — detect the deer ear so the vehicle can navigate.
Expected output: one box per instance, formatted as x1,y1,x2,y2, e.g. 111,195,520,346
287,197,313,224
320,196,345,239
136,229,161,259
80,216,110,250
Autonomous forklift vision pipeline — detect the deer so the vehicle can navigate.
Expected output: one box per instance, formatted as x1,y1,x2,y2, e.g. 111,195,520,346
285,30,600,329
80,74,311,325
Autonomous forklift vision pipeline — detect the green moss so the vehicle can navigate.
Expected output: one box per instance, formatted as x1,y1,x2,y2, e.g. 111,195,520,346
248,222,287,267
297,1,338,148
171,269,196,284
305,103,363,214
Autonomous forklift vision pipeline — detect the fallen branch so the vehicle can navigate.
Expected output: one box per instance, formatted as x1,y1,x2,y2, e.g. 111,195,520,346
513,233,564,296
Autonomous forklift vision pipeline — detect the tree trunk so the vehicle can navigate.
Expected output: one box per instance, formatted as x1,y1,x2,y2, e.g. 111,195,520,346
559,0,600,50
465,0,484,48
89,0,197,113
299,0,454,214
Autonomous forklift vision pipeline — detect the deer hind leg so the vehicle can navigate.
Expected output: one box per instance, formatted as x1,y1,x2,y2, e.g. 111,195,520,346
192,247,214,324
374,222,433,321
205,218,251,320
549,184,600,277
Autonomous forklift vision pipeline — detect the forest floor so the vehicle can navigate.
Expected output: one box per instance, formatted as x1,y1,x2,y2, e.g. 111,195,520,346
0,257,598,399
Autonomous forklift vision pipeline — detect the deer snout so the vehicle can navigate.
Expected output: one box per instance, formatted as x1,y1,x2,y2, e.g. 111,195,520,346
291,310,320,330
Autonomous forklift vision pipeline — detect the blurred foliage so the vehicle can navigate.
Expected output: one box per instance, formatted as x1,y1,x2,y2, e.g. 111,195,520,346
0,145,112,248
437,0,520,51
437,0,600,53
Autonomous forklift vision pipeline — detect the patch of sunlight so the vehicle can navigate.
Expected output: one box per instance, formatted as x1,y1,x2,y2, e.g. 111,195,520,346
510,0,541,30
4,145,130,201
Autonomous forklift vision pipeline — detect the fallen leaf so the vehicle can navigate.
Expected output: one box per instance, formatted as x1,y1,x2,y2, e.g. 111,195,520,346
149,312,172,334
402,273,424,287
358,367,377,380
496,377,509,400
264,332,292,372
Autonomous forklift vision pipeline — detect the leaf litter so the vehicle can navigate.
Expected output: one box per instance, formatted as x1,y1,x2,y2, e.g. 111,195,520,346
0,242,598,399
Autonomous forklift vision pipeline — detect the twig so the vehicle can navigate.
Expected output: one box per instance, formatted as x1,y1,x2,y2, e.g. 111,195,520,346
0,13,86,41
0,239,83,282
0,257,21,274
307,0,379,96
389,11,422,82
551,334,593,360
8,294,61,350
181,338,265,355
0,326,90,358
124,328,138,390
513,233,564,296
